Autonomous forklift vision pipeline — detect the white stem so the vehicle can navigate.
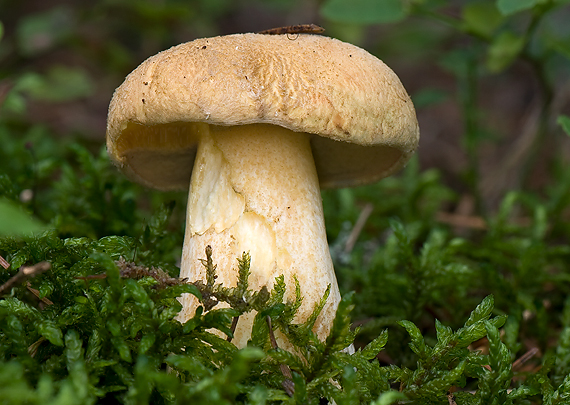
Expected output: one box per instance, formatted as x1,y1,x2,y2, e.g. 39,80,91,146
177,123,341,348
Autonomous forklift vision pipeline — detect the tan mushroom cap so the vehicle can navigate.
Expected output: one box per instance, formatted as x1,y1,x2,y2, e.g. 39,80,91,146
106,33,419,190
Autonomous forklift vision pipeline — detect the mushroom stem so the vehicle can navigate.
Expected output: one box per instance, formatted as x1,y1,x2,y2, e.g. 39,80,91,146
177,123,341,348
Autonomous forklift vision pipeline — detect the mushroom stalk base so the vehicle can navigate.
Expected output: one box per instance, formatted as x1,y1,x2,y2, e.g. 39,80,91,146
177,123,341,349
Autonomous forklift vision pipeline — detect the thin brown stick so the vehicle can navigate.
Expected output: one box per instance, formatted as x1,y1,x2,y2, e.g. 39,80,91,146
267,316,279,348
266,315,295,396
26,282,54,306
436,211,532,230
0,255,10,269
482,100,542,204
28,337,46,357
227,316,240,342
0,262,50,296
512,347,539,371
436,211,487,230
257,24,324,35
344,203,374,254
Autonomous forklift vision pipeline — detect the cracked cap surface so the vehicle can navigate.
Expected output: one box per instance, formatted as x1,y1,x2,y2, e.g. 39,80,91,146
106,33,420,190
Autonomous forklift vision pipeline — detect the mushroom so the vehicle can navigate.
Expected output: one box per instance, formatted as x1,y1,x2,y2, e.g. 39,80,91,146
106,33,419,349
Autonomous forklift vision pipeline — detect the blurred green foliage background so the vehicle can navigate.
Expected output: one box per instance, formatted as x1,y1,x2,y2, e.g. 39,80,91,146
1,0,570,403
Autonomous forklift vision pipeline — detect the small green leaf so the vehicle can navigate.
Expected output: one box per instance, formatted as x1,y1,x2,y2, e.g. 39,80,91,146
64,330,90,400
237,346,264,362
125,279,152,311
360,330,389,360
421,359,467,397
303,284,331,334
250,310,270,348
434,319,453,345
86,329,103,362
95,236,134,259
320,0,407,25
460,314,507,344
161,283,202,300
398,320,428,359
479,320,513,402
486,31,525,72
182,306,203,334
106,318,121,337
465,295,494,327
64,329,83,364
166,354,212,377
292,372,308,403
259,303,286,319
37,320,63,346
462,2,504,38
507,385,539,400
558,115,570,136
497,0,538,15
111,336,132,362
203,308,238,337
552,374,570,402
139,334,156,355
269,347,304,372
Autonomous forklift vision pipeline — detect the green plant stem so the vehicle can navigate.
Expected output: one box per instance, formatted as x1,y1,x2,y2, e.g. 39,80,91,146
267,315,295,396
461,56,485,215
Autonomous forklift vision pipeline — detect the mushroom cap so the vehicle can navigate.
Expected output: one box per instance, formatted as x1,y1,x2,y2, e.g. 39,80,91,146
107,33,419,190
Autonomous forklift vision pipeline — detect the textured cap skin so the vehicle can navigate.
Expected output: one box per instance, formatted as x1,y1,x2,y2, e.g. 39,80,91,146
107,33,419,190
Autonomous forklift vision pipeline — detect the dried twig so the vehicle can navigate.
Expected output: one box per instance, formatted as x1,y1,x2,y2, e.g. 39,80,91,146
344,203,374,254
116,258,183,288
0,262,51,296
512,347,539,371
26,282,54,306
75,259,185,290
258,24,324,35
436,211,532,230
481,100,542,205
28,337,46,357
0,255,10,270
436,212,487,230
267,315,295,396
227,316,240,342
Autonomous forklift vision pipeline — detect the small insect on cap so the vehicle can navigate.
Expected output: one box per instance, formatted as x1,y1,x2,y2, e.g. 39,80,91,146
107,33,419,190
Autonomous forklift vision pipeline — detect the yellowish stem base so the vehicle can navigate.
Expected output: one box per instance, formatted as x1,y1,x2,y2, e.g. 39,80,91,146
177,123,341,349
